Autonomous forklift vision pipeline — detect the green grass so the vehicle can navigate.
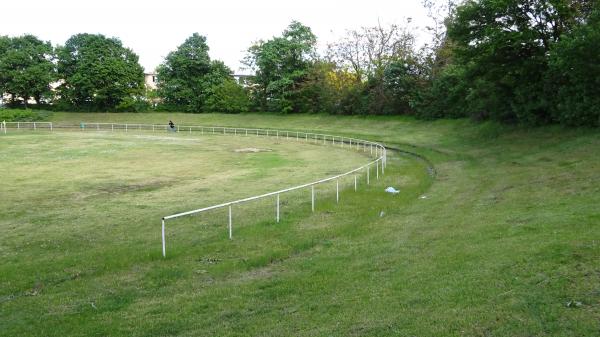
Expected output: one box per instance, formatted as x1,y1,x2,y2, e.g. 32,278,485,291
1,112,599,336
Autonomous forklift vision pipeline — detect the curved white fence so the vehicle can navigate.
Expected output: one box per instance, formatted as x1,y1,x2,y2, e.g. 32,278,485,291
1,121,387,257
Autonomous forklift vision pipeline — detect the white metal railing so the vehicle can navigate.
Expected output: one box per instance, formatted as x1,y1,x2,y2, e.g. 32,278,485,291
1,120,387,257
1,121,53,133
151,124,387,258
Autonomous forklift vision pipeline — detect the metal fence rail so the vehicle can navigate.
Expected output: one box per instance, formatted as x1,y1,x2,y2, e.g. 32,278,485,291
1,121,386,257
1,121,53,133
151,124,387,258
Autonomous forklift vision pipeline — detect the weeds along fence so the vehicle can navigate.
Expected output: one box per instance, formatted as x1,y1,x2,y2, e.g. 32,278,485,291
1,121,387,257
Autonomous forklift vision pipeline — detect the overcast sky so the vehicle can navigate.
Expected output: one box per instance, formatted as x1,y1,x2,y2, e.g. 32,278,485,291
0,0,433,73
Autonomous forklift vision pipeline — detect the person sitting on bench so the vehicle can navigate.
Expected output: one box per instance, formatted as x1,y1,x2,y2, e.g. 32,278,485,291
169,120,175,129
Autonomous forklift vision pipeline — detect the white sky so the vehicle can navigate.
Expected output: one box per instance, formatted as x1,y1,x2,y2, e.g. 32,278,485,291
0,0,432,74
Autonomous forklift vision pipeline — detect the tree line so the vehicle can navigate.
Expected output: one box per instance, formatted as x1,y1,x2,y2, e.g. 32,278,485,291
0,0,598,126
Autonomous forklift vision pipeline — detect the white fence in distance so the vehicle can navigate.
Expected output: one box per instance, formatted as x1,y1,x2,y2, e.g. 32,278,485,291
0,121,387,257
1,121,53,133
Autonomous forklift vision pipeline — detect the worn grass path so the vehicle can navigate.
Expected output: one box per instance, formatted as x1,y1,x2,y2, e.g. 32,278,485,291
1,112,599,336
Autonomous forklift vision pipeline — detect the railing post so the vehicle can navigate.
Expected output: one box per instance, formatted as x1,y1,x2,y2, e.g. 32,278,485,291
17,122,20,129
228,205,232,239
276,194,280,223
189,127,191,134
376,160,380,180
367,166,370,185
354,175,357,191
112,124,114,132
152,124,155,132
33,122,36,130
125,124,128,132
50,122,53,131
336,179,339,203
162,219,166,257
311,185,315,212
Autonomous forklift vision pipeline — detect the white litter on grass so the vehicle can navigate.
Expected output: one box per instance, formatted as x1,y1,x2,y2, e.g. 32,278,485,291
420,195,428,199
385,187,400,194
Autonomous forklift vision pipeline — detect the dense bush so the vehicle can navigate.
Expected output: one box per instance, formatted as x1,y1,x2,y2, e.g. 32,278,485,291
0,108,51,121
415,0,599,126
546,7,600,126
204,80,251,113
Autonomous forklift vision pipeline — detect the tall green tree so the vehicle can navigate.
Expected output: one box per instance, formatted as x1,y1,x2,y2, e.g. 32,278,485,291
56,33,144,110
156,33,211,112
0,35,55,108
156,34,240,112
244,21,317,113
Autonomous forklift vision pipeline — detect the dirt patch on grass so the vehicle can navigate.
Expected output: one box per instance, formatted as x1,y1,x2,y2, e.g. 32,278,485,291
74,180,170,201
234,147,272,153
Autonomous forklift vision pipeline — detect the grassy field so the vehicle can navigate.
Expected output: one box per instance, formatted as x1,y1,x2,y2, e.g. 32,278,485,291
1,112,599,336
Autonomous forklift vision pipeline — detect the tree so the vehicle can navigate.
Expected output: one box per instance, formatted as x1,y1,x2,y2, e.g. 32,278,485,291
0,35,55,108
327,21,416,81
156,33,211,112
446,0,594,124
326,22,417,114
56,33,144,110
156,34,237,112
547,4,600,126
383,57,428,114
244,21,317,112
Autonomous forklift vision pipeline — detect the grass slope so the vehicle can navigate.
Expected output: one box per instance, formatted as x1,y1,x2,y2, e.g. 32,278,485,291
1,112,599,336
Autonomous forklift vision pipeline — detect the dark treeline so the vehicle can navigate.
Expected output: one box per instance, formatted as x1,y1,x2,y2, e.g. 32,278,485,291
0,0,598,126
